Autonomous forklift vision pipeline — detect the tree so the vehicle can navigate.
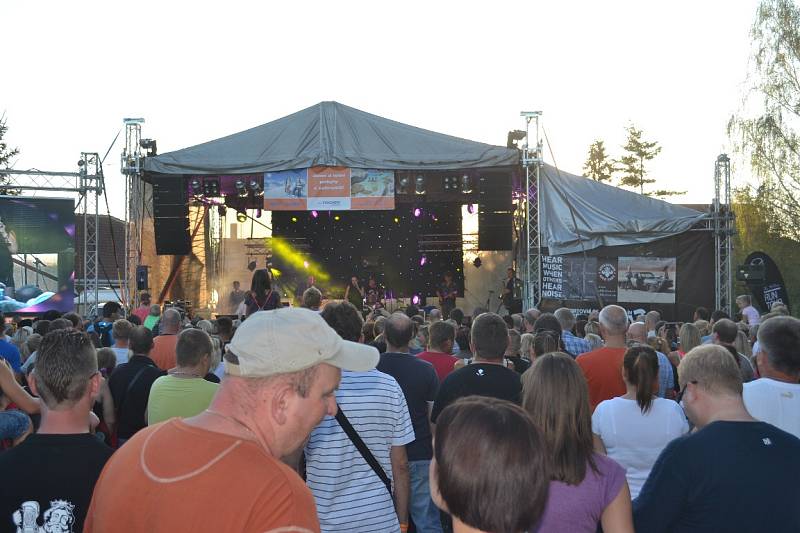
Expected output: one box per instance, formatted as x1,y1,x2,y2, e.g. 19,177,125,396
728,0,800,241
617,124,662,195
582,140,615,182
0,112,20,195
733,186,800,315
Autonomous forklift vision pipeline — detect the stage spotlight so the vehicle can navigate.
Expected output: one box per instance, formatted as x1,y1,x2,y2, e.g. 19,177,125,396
412,294,421,305
467,204,477,214
139,138,158,156
291,216,298,222
303,260,309,269
334,215,341,221
414,175,426,195
236,211,247,223
311,210,319,218
247,260,257,272
190,178,202,194
398,175,412,194
393,217,400,223
204,179,220,196
472,257,482,268
413,208,421,218
256,209,262,218
507,129,527,149
249,179,263,196
235,179,247,198
461,174,473,194
419,256,427,267
443,176,459,191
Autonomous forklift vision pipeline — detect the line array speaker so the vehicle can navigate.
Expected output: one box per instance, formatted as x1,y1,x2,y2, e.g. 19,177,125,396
153,178,190,255
478,173,513,251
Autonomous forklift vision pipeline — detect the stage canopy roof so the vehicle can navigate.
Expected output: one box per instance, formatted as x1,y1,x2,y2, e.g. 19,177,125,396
539,163,707,255
143,101,519,175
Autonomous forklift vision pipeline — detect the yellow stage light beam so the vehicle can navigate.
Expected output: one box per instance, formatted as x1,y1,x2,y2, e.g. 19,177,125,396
270,237,330,282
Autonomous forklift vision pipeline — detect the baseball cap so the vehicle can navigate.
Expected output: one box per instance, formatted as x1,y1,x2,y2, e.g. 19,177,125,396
225,307,379,377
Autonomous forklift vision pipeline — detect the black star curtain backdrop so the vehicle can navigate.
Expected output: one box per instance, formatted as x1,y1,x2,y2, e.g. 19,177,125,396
271,205,463,301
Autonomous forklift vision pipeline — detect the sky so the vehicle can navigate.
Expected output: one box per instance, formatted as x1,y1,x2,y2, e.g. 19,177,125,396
2,0,762,217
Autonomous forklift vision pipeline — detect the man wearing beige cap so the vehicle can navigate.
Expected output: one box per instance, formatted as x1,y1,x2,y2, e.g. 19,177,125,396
85,307,380,533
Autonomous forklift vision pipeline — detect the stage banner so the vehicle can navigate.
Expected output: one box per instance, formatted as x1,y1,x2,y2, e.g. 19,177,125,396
263,167,394,211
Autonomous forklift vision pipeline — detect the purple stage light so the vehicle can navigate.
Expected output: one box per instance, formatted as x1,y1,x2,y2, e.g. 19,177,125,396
419,256,427,266
412,294,421,305
413,208,421,217
467,204,477,214
311,210,318,218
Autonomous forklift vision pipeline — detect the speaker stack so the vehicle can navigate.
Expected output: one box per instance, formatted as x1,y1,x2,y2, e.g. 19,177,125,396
478,173,513,251
153,178,190,255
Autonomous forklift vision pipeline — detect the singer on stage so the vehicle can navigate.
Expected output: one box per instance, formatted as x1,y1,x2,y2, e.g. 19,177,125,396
437,272,458,319
0,214,17,290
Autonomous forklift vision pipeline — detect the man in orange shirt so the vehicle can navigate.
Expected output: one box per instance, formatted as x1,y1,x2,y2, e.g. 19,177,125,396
85,307,380,533
150,308,181,370
576,305,629,410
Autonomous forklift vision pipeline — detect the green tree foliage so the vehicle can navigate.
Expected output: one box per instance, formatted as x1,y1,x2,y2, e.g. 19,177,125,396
733,186,800,314
617,124,662,195
728,0,800,241
0,113,20,195
582,140,615,182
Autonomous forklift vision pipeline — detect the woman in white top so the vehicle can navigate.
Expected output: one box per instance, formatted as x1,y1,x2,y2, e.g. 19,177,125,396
592,345,689,499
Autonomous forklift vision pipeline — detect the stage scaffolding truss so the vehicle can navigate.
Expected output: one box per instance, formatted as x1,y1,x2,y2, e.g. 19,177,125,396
520,111,543,311
713,154,735,316
0,153,105,311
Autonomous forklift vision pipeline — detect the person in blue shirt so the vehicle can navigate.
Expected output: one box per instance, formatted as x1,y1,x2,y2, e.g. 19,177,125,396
633,344,800,533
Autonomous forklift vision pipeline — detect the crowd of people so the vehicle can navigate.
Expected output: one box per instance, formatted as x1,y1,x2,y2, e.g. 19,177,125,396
0,278,799,533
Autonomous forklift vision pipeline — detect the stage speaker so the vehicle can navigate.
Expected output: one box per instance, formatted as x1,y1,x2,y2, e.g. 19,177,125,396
136,265,149,290
153,178,190,255
478,173,513,251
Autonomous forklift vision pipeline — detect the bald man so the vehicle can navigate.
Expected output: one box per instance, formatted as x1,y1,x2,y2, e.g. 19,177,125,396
628,321,675,398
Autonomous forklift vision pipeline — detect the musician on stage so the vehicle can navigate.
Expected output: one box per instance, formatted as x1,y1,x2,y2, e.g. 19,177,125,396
437,271,458,320
0,213,17,290
344,275,365,310
364,276,384,310
502,267,523,315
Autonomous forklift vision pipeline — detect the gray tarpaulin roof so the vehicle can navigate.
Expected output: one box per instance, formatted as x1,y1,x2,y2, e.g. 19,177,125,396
143,101,519,174
540,163,708,255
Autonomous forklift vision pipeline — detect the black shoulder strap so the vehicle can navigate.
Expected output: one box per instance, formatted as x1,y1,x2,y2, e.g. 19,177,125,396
335,405,392,495
117,365,149,414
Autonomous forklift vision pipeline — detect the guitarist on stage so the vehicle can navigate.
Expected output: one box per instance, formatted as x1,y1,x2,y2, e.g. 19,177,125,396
502,267,523,315
437,272,458,320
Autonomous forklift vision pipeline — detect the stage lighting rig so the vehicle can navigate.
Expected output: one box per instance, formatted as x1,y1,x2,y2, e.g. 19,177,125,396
190,178,202,194
236,211,247,223
140,138,158,156
507,129,526,149
235,179,247,198
461,174,473,194
443,176,459,191
398,175,411,194
249,179,263,196
204,179,220,196
415,175,426,195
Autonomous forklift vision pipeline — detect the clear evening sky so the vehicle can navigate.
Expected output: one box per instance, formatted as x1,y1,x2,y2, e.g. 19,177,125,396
2,0,760,215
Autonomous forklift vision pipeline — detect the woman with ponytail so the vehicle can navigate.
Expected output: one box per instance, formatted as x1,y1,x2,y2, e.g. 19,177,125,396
591,345,689,499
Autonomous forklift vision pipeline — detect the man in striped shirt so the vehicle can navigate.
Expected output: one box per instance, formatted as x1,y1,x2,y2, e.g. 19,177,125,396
306,301,414,532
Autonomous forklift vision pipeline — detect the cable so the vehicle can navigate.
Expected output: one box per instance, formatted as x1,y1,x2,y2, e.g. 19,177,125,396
541,127,604,310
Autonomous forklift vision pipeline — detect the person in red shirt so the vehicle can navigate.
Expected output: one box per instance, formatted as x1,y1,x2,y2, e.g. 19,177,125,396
576,305,629,411
132,293,151,324
417,321,460,382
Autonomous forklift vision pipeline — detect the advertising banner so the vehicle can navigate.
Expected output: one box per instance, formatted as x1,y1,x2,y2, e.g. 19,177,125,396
263,167,394,211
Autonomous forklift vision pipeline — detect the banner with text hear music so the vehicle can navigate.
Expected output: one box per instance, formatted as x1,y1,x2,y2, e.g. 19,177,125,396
263,167,395,211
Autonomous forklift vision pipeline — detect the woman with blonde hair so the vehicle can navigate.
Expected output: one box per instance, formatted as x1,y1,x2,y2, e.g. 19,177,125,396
522,353,633,532
676,323,702,362
520,332,536,362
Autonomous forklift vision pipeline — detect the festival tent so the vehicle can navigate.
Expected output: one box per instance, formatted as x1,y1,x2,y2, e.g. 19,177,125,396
143,101,519,174
143,100,707,254
538,163,707,255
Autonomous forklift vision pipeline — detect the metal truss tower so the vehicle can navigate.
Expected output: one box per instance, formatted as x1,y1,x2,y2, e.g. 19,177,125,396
121,118,145,309
1,154,103,311
521,111,543,310
713,153,735,315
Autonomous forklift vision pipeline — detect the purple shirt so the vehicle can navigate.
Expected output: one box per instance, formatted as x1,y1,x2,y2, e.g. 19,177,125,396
534,453,626,533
